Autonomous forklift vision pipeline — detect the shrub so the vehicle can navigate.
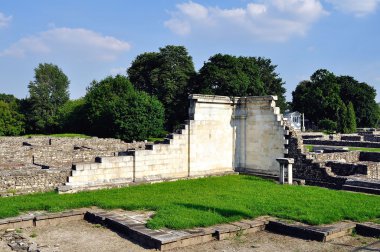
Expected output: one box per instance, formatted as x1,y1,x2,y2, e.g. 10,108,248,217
84,75,165,141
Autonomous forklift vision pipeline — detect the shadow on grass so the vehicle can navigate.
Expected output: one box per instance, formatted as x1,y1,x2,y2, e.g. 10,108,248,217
240,175,276,183
176,203,252,219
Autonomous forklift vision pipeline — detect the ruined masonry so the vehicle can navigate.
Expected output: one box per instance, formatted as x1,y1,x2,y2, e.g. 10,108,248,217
63,94,288,191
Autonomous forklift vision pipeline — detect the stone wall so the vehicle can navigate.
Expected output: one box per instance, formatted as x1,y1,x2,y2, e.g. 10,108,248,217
286,127,348,188
235,97,286,175
0,137,145,195
324,161,379,179
0,167,71,196
341,135,363,141
312,151,361,163
64,94,287,191
360,152,380,162
325,162,367,176
303,139,380,148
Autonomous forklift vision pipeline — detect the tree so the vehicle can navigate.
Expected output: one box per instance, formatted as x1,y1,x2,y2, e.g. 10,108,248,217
195,54,287,111
0,93,20,109
57,98,86,133
84,75,165,141
0,101,24,136
338,102,349,134
292,69,380,131
27,63,70,133
128,45,196,130
346,102,357,133
318,119,337,133
338,75,379,127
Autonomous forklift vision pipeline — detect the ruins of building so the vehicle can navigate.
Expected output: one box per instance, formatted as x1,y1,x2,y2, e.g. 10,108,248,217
62,94,288,192
1,94,379,195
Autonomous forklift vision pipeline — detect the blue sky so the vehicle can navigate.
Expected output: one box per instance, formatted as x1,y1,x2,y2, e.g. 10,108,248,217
0,0,379,102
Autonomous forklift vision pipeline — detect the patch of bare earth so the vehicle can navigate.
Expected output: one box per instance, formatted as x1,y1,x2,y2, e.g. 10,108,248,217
1,220,379,252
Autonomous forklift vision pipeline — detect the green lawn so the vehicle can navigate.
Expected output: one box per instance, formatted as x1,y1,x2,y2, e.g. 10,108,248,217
0,175,379,230
306,145,380,153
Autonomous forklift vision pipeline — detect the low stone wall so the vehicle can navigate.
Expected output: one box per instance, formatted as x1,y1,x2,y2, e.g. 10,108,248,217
302,135,324,139
0,136,146,195
0,167,71,196
325,161,367,176
363,135,380,142
286,126,347,189
303,139,380,148
341,135,363,141
360,152,380,162
312,151,360,163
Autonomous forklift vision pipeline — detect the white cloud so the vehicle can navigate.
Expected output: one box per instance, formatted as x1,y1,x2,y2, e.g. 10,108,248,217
0,12,12,28
325,0,380,17
0,27,131,61
165,0,328,41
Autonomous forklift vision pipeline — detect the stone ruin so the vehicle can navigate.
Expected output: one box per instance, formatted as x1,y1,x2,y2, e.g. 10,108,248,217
61,94,287,192
0,136,145,196
0,94,379,196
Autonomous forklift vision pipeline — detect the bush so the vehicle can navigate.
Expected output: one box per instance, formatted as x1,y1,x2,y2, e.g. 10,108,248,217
84,75,165,141
57,98,87,133
0,101,25,136
318,119,337,133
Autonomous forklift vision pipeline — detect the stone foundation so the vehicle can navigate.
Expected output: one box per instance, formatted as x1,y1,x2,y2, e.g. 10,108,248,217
0,137,146,195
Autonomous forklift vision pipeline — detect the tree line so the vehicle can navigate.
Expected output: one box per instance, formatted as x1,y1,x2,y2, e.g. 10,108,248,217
291,69,380,133
0,45,379,139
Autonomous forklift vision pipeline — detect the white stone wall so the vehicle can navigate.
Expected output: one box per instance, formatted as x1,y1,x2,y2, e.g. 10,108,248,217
188,95,235,176
235,96,285,174
64,94,286,190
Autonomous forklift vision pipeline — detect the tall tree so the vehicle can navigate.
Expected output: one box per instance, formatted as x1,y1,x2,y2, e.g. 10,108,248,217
84,75,164,141
128,45,196,130
195,54,287,111
346,102,357,133
338,75,379,127
27,63,70,133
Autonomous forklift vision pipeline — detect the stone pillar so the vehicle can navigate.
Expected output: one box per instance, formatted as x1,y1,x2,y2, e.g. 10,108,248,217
302,113,305,132
276,158,294,185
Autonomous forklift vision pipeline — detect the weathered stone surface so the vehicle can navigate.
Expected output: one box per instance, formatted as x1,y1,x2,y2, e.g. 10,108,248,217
266,220,355,242
63,95,287,192
0,137,146,195
356,222,380,237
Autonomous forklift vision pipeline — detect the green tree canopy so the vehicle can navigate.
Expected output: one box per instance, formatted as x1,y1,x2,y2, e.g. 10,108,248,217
0,101,24,136
338,75,379,127
84,75,165,141
292,69,379,129
27,63,70,133
128,45,196,130
194,54,287,111
57,98,87,133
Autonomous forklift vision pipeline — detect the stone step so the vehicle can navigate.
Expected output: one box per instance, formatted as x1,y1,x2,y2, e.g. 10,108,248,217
356,222,380,237
266,220,356,242
341,185,380,195
344,179,380,189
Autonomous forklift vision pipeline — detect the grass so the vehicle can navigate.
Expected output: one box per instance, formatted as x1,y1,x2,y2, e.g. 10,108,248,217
22,133,91,138
305,145,380,153
0,175,379,230
147,137,166,142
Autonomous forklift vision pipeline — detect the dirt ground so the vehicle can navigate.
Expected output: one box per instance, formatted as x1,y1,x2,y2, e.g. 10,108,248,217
0,220,379,252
